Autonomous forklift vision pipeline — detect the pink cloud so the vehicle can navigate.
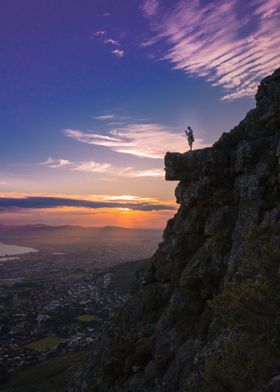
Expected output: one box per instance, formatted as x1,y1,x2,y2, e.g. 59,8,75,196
64,124,209,159
142,0,280,100
41,156,164,178
141,0,159,17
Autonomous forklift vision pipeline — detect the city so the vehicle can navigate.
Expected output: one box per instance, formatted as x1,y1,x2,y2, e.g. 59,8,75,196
0,226,160,388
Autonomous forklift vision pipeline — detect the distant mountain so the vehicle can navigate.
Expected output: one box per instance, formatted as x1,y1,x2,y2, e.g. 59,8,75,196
0,224,160,232
0,224,162,254
0,223,81,231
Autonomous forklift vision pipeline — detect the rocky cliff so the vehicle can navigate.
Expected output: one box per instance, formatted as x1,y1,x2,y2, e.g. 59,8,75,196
71,68,280,392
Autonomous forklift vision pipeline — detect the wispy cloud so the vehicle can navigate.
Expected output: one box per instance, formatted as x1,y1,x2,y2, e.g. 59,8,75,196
91,31,125,58
104,38,120,46
91,30,106,38
41,157,112,174
93,113,149,124
141,0,159,17
123,168,163,178
41,157,164,178
40,158,71,168
96,194,154,201
64,124,209,159
142,0,280,100
94,114,116,120
0,181,7,185
0,194,176,212
112,49,125,58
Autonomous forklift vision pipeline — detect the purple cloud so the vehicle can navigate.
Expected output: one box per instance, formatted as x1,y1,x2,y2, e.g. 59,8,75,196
64,124,209,159
0,196,175,212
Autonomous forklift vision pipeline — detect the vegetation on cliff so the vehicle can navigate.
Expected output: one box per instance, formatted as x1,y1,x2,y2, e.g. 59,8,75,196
204,226,280,391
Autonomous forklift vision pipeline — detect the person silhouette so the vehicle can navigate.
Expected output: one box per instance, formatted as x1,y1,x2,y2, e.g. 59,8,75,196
185,126,194,151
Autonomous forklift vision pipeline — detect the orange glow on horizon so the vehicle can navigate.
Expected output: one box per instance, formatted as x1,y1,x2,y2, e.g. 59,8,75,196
0,191,177,228
0,206,176,229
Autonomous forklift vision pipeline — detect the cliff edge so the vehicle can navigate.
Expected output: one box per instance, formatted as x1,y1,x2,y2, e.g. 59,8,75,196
71,68,280,392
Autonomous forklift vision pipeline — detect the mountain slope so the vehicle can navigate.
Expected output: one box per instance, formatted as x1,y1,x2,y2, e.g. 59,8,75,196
71,68,280,392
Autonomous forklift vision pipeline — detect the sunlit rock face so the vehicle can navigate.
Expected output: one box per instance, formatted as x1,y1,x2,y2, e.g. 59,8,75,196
70,68,280,392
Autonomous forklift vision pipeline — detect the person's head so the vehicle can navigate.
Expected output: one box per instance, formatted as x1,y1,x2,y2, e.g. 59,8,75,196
187,126,191,130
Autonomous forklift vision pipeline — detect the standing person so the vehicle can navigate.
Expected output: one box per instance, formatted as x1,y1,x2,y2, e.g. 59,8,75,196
185,126,194,151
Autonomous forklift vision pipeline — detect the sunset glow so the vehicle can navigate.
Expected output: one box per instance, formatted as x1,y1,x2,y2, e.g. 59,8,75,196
0,205,176,229
1,0,279,228
0,192,176,228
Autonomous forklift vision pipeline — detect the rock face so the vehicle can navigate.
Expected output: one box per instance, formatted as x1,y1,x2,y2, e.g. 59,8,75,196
71,68,280,392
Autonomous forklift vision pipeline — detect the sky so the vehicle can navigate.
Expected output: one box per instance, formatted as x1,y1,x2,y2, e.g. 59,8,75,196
0,0,279,228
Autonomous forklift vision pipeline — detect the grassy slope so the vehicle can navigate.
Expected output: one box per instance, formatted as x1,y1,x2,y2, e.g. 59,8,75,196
3,351,88,392
26,336,65,350
108,258,150,291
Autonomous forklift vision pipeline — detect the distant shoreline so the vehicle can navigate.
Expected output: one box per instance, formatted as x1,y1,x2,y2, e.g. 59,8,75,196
0,242,37,259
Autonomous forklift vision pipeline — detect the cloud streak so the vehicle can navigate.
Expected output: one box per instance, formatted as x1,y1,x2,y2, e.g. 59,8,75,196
94,114,116,120
112,49,125,58
91,30,106,37
104,38,120,46
0,195,176,212
64,124,209,159
142,0,280,100
41,157,164,178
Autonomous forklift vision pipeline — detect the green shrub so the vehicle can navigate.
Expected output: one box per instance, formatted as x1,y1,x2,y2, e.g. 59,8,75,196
203,334,273,392
202,226,280,391
155,345,175,377
102,337,136,382
124,337,154,373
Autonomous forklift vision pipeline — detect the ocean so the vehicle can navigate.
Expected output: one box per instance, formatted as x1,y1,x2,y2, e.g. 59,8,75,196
0,242,37,258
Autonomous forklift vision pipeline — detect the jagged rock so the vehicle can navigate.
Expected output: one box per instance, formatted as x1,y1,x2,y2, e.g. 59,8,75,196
204,206,233,236
165,149,228,182
70,68,280,392
277,140,280,164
